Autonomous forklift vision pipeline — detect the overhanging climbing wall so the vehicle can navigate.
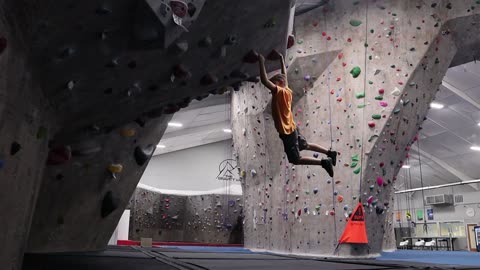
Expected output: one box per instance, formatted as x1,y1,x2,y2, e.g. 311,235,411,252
232,0,480,257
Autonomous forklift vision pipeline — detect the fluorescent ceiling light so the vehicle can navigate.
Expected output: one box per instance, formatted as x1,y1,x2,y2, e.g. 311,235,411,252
168,122,183,127
430,102,444,109
223,129,232,133
471,146,480,151
402,165,411,169
478,123,480,126
156,144,166,148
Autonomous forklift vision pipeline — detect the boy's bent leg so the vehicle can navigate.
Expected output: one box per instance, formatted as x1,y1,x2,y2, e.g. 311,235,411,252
296,157,334,177
306,143,337,166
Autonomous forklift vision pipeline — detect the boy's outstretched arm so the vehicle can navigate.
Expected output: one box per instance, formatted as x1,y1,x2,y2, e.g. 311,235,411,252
279,54,288,87
259,54,277,92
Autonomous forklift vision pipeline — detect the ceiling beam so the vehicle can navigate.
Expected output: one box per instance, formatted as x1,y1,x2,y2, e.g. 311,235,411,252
395,179,480,194
442,80,480,110
415,148,478,191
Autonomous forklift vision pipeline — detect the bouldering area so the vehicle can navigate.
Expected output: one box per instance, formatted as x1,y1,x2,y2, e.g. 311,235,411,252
1,0,480,270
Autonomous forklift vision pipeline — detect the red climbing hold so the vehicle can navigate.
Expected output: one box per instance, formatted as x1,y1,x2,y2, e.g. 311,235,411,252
367,121,375,128
170,0,188,18
47,145,72,165
378,88,385,94
172,64,190,79
287,35,295,49
338,52,343,59
243,50,259,63
336,97,342,102
322,32,327,36
0,36,7,55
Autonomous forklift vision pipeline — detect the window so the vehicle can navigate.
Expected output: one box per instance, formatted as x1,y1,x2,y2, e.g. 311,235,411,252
414,222,439,237
439,222,465,237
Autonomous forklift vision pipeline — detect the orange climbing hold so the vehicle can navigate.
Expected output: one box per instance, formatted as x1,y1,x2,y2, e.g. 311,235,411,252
337,195,344,203
338,202,368,244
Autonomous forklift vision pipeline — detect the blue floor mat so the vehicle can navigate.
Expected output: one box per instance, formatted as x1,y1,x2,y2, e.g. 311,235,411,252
377,250,480,266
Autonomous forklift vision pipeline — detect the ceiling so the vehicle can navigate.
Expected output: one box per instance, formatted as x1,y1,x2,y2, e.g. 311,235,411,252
153,93,232,155
397,61,480,191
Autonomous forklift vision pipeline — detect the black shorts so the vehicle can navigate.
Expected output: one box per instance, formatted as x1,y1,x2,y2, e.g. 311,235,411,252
279,129,308,164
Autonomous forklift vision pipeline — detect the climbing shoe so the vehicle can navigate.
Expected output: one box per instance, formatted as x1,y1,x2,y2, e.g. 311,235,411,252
327,150,337,166
321,158,334,177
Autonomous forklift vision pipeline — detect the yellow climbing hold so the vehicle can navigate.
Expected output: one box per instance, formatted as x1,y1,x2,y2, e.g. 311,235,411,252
120,128,136,137
108,164,123,173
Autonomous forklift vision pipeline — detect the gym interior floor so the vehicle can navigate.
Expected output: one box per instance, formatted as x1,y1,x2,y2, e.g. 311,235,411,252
23,245,480,270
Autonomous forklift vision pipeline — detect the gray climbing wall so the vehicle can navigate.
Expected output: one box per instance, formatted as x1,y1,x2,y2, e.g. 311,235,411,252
0,1,293,269
127,187,243,244
232,0,480,257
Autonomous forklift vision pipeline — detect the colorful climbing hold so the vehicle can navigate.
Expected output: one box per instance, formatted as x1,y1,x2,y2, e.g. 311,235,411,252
353,167,361,174
351,154,359,162
371,114,381,120
101,191,118,218
37,126,47,139
355,92,365,99
0,36,7,55
379,101,388,107
376,176,384,186
10,142,21,156
108,164,123,174
134,145,155,166
243,50,259,63
350,66,361,78
337,195,344,203
349,19,362,27
47,145,72,165
368,121,375,128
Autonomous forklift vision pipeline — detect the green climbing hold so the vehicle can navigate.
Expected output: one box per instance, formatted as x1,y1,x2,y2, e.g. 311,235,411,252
353,167,361,174
350,66,361,78
349,19,362,27
355,92,365,99
351,154,359,162
297,39,304,44
372,114,381,120
374,95,383,100
477,0,480,4
37,126,47,139
370,29,374,33
357,104,366,109
368,80,373,85
350,162,358,168
393,108,401,114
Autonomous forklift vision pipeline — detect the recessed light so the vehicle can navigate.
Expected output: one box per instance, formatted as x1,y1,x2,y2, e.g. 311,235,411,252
471,146,480,151
156,145,166,148
402,165,411,169
430,102,444,109
168,122,183,127
223,129,232,133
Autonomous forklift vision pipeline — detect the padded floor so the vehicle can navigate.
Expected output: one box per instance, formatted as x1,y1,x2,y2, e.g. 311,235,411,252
22,246,480,270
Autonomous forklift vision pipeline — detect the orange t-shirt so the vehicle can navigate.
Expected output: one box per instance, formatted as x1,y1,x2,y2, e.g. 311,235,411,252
271,86,296,135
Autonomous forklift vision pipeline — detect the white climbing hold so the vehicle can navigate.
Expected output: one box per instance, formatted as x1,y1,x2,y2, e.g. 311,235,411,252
251,169,257,177
391,87,401,96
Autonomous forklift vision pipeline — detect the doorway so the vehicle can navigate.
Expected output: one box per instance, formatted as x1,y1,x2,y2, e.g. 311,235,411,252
467,224,477,252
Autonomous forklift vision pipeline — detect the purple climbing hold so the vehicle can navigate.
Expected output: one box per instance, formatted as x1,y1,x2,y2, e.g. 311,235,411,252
0,159,4,169
313,153,319,158
304,75,311,81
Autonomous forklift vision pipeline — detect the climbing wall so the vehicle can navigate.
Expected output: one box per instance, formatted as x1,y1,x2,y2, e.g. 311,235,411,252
1,0,293,268
128,187,243,244
232,0,480,257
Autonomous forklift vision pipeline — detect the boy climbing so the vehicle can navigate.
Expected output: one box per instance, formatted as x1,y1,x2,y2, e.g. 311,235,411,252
257,51,337,177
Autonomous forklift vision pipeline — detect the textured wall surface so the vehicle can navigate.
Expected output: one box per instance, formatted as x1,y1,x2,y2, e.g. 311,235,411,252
232,0,480,257
127,187,243,244
0,1,293,269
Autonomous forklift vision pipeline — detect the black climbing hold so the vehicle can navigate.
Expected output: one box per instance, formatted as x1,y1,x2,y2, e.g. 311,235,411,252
0,36,7,55
164,104,180,114
145,107,164,118
224,35,237,45
134,117,146,127
187,3,197,17
96,6,112,15
101,191,118,218
173,64,190,79
200,73,218,85
127,60,137,69
134,145,155,166
243,50,259,63
37,126,47,139
230,70,249,80
10,142,21,156
266,49,282,61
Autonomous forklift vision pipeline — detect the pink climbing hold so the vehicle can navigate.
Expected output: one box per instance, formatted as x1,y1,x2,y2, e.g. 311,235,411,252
367,196,374,204
376,176,384,186
368,121,375,128
170,0,188,18
338,52,343,59
379,101,388,107
0,36,7,55
322,32,327,36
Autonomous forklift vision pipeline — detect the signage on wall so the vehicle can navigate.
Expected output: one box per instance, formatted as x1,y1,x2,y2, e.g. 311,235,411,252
427,209,434,220
466,207,475,218
416,209,424,221
216,159,240,182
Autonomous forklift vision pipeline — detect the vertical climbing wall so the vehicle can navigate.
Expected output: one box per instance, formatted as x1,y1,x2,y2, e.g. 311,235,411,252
232,0,480,257
127,187,243,244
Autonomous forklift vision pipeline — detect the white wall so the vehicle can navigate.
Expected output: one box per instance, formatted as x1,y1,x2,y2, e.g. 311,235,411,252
139,140,241,193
